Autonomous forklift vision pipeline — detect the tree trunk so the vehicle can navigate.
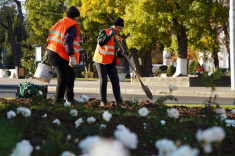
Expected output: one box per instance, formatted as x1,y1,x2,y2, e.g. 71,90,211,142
14,0,26,41
173,25,188,77
142,49,152,77
83,52,88,78
212,50,219,68
132,49,144,77
5,14,21,67
88,55,93,73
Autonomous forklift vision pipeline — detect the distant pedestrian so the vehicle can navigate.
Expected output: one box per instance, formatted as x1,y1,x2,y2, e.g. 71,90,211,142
93,17,125,106
196,64,204,77
46,6,80,105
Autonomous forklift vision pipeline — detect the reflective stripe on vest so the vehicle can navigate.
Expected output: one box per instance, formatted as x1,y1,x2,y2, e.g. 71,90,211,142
93,29,122,65
46,17,80,64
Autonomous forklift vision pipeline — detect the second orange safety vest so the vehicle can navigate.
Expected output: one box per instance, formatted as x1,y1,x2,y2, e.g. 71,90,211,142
47,17,80,64
93,29,122,65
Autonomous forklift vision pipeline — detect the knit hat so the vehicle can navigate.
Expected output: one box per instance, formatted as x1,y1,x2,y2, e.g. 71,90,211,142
66,6,80,18
113,17,124,27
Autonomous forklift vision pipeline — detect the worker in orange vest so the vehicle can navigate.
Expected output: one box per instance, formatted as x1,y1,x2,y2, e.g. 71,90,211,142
46,6,80,105
93,17,126,106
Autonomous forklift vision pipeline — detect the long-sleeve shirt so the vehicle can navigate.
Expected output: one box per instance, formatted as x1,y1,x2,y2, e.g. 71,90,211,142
64,25,78,56
97,27,123,56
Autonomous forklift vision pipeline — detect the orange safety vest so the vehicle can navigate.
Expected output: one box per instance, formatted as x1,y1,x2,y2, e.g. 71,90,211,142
93,29,122,65
47,17,80,64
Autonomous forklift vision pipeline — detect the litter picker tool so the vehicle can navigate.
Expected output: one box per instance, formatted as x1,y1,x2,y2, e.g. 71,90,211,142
114,35,153,100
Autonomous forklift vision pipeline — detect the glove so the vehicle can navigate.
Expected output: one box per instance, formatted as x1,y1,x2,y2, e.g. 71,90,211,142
117,51,123,59
109,28,116,36
69,55,76,67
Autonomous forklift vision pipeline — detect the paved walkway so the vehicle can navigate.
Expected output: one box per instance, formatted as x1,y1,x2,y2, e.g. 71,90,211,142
0,78,234,98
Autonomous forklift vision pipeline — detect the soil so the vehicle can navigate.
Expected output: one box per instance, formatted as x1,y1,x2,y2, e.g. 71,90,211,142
1,98,235,156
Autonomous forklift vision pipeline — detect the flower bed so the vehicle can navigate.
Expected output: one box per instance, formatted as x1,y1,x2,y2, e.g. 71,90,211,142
0,94,235,156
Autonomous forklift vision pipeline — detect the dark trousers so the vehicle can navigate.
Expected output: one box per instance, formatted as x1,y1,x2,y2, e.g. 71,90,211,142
95,60,122,103
47,50,75,102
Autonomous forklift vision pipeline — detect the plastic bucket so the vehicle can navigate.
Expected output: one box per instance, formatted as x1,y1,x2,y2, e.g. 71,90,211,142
34,63,55,83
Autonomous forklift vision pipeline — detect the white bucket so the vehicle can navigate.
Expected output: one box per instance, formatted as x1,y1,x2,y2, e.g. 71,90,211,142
34,63,55,83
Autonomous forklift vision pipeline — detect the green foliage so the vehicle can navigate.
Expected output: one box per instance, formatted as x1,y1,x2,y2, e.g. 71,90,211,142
166,65,176,77
24,0,65,38
0,119,23,156
203,67,223,91
154,65,168,77
188,61,198,75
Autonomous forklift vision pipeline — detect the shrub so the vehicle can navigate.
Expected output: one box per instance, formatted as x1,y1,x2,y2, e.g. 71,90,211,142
166,65,176,76
154,65,168,77
188,61,198,75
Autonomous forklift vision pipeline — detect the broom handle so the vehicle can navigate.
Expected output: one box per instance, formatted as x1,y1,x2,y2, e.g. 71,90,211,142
114,35,144,86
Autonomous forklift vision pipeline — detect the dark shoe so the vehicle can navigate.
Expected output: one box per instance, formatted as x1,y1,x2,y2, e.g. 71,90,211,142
100,101,107,106
68,99,79,105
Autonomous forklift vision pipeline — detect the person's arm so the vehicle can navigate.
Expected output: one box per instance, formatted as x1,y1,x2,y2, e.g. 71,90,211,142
64,25,78,56
97,29,113,46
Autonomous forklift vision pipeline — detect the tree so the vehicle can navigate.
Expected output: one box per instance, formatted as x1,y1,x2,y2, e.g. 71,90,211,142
187,0,229,70
0,0,26,67
24,0,65,40
78,0,130,75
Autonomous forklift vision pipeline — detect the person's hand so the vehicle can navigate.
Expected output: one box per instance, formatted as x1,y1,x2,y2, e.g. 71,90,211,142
109,28,116,36
69,55,76,67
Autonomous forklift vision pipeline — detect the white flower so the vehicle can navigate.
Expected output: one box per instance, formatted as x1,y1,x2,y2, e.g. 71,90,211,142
196,126,225,153
78,98,85,103
116,124,127,131
216,108,226,114
202,143,212,153
225,119,235,127
78,136,101,153
167,108,179,119
81,95,89,101
103,111,112,122
155,139,177,156
219,114,227,121
166,145,199,156
138,108,149,117
196,129,214,144
143,123,147,129
99,124,106,130
7,110,16,119
89,138,129,156
75,118,83,128
35,146,40,150
210,126,226,142
61,151,76,156
160,120,166,125
64,101,71,107
114,128,138,149
168,85,178,91
53,119,60,125
231,109,235,114
38,90,43,95
17,107,31,117
87,117,96,124
42,114,47,118
9,140,33,156
70,109,78,116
